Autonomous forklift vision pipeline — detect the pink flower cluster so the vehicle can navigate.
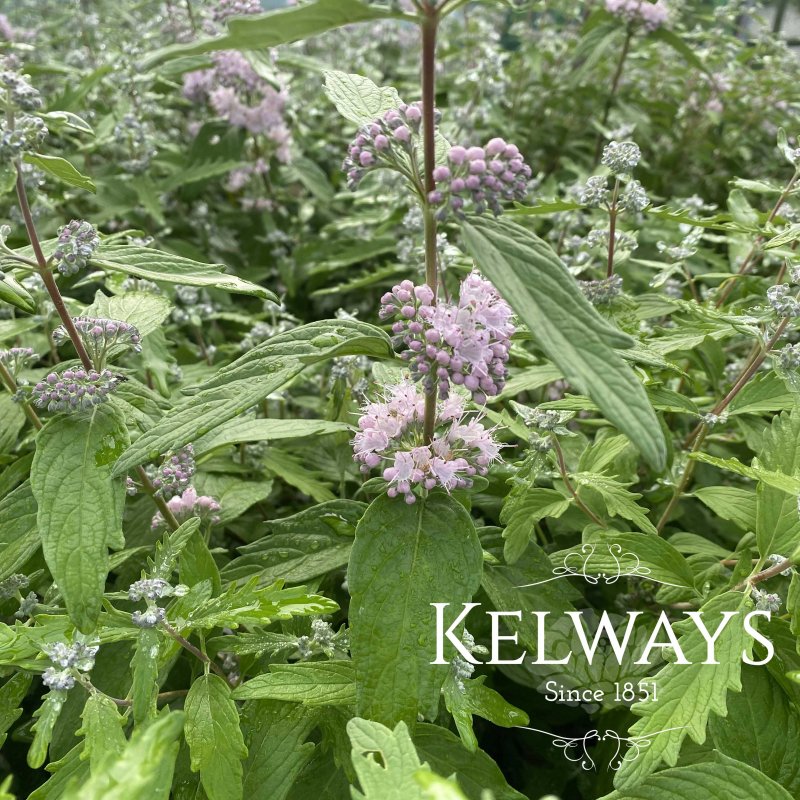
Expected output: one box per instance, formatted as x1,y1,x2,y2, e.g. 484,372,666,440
380,272,514,404
342,102,428,190
605,0,668,31
183,49,291,161
151,487,221,530
353,380,501,503
428,139,531,218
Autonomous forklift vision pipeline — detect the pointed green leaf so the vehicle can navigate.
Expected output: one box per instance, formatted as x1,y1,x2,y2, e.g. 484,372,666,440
461,217,666,470
233,661,355,706
31,404,129,631
23,153,95,192
348,493,483,727
79,692,127,773
185,674,248,800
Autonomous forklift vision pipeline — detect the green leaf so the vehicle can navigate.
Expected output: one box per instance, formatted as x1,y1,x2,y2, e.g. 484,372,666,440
323,71,401,124
500,487,570,564
260,449,334,503
195,418,350,455
185,674,248,800
142,0,404,68
603,752,792,800
347,718,428,800
240,700,317,800
23,153,95,192
613,592,751,789
131,627,160,726
62,709,184,800
28,744,89,800
0,481,40,583
689,451,800,494
41,110,95,135
78,693,127,773
756,411,800,558
93,243,274,300
83,290,172,338
461,216,666,470
693,487,757,531
0,271,36,313
647,27,709,74
286,748,350,800
348,493,483,727
233,661,355,706
413,723,527,800
186,579,338,630
575,473,658,534
709,666,800,796
31,404,129,631
0,672,32,748
442,674,528,753
150,517,201,580
29,690,69,768
550,531,697,591
110,320,393,478
222,499,363,583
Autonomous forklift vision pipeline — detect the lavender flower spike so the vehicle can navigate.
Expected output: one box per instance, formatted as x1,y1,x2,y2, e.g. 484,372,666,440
52,220,100,276
53,317,141,369
31,368,121,413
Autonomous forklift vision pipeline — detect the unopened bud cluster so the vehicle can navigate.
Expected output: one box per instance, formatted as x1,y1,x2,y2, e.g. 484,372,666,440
579,274,624,305
0,114,46,159
428,138,531,218
751,587,781,613
128,577,186,628
148,444,196,499
602,140,642,175
0,346,36,377
767,284,800,318
42,640,98,691
53,317,141,367
32,368,121,413
52,220,100,276
380,272,514,404
342,102,427,190
0,70,42,111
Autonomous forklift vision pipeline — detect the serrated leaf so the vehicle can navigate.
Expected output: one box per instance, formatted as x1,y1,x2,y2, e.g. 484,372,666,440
79,692,127,773
413,724,526,800
83,290,172,338
31,404,129,631
603,752,791,799
62,709,184,800
150,518,201,580
323,71,401,124
613,592,751,789
194,418,351,456
29,690,69,768
551,531,697,591
348,493,483,727
347,718,428,800
131,627,160,726
0,672,32,748
186,579,338,630
756,410,800,558
240,700,316,800
461,216,666,470
110,320,393,477
500,487,570,564
185,674,248,800
28,743,89,800
142,0,404,68
93,243,274,300
689,452,800,494
709,666,800,795
575,473,657,534
442,674,528,753
23,153,95,192
693,487,757,531
0,481,40,583
223,499,363,583
233,661,355,706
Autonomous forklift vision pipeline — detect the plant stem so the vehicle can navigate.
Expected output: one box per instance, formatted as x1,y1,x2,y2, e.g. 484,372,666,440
421,3,439,444
0,361,43,430
552,436,604,527
734,556,794,591
594,27,632,165
13,163,93,372
655,427,707,533
714,169,798,308
161,621,228,680
606,178,620,278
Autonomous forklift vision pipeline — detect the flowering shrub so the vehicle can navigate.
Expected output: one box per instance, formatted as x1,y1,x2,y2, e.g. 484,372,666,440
1,2,800,800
